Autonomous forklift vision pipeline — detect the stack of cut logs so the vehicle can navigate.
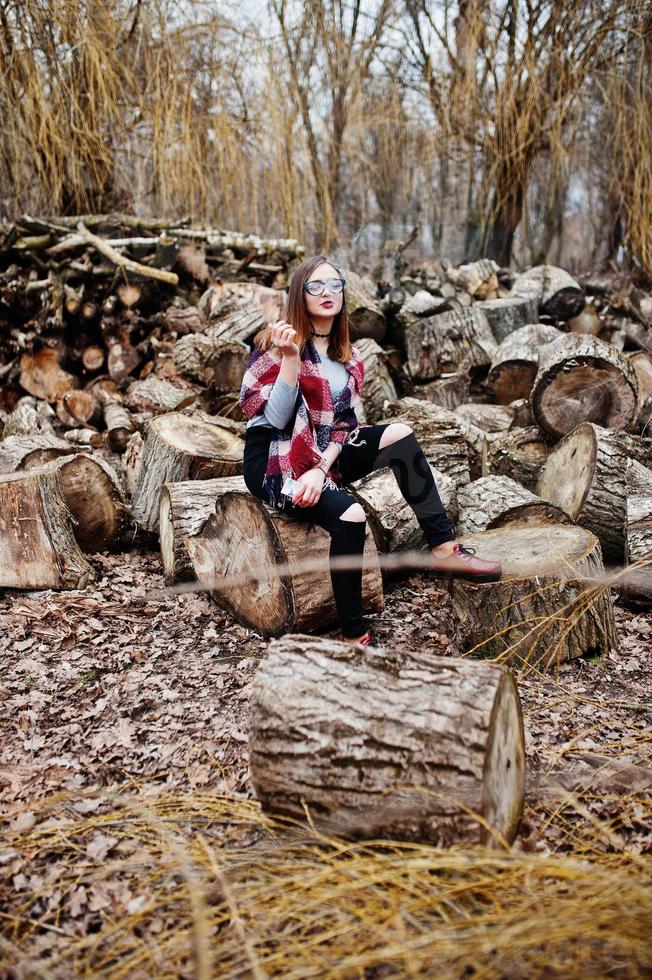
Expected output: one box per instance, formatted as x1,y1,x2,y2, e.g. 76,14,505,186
3,217,652,843
2,224,651,628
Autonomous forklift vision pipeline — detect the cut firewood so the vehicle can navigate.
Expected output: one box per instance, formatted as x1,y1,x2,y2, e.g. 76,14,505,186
170,333,249,390
81,345,105,372
531,334,639,438
76,221,179,286
0,434,73,472
628,351,652,418
568,302,601,335
2,397,55,438
474,295,539,343
47,453,129,551
349,465,457,569
447,258,499,299
487,324,563,404
405,307,497,381
19,348,76,403
457,475,570,535
159,476,247,583
131,413,244,532
511,264,585,320
536,422,635,562
164,305,207,335
624,459,652,604
451,525,618,668
187,492,383,635
199,282,285,329
0,467,93,589
488,426,555,492
195,292,268,345
354,337,397,423
414,372,470,411
125,377,198,414
249,635,525,846
55,390,96,428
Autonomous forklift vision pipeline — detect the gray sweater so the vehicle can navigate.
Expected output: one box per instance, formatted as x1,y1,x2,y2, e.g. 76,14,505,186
246,353,350,430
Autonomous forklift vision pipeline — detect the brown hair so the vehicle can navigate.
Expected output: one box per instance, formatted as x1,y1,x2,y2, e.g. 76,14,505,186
253,255,353,363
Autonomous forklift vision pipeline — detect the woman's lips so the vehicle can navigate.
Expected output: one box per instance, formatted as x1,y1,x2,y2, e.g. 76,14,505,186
321,301,334,307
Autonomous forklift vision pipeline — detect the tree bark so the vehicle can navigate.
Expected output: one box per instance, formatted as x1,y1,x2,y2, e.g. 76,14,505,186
353,337,397,423
474,294,539,343
457,475,570,535
624,459,652,604
488,426,555,492
249,635,525,846
488,324,563,404
378,398,470,490
0,434,72,472
451,524,618,668
405,307,497,381
511,265,585,320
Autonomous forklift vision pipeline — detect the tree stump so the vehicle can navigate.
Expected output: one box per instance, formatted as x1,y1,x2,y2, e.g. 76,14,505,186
132,413,244,532
451,525,617,669
187,492,384,637
531,334,638,438
474,295,539,343
379,398,470,490
159,476,247,583
537,422,631,562
0,434,72,473
487,324,563,404
354,337,397,423
511,265,585,320
249,635,525,846
488,426,555,492
0,468,93,589
350,466,457,570
457,475,570,535
405,307,497,381
624,459,652,604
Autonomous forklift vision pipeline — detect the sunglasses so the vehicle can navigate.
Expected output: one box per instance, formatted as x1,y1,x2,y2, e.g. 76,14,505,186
303,277,346,296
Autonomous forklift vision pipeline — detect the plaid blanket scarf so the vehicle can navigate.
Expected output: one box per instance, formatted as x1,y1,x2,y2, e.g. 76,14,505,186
239,335,366,508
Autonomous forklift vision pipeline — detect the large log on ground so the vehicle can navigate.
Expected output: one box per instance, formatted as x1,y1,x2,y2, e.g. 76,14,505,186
453,403,514,478
342,269,386,343
531,334,638,438
488,426,555,492
159,476,246,583
131,413,244,532
537,422,633,562
511,265,585,320
473,295,539,343
125,377,199,414
187,492,384,636
405,307,497,381
624,459,652,604
628,352,652,427
0,469,93,589
249,636,525,846
199,282,284,335
354,337,397,422
451,525,617,669
0,434,72,472
378,398,470,490
487,324,563,404
349,466,457,570
457,475,570,535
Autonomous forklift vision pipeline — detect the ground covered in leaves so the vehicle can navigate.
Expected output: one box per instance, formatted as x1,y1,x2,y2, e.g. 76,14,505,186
1,548,650,976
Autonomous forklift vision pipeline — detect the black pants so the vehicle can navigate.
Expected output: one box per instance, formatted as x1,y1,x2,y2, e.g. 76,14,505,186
242,424,455,638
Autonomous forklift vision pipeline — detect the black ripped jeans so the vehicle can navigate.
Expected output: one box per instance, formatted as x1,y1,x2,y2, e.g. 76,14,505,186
242,423,455,638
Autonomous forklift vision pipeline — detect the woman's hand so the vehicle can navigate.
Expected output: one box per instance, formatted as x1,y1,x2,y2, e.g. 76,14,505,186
293,467,326,507
271,320,300,358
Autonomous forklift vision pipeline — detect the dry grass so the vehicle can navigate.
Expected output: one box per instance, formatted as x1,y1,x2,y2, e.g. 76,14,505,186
1,783,650,978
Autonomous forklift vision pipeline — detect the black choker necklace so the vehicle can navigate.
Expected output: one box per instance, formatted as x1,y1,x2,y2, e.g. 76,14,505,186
311,329,331,338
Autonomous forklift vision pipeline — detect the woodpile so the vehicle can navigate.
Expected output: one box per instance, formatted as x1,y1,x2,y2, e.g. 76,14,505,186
249,635,525,845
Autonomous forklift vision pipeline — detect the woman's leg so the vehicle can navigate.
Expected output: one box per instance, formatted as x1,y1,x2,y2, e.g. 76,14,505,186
339,423,456,548
243,431,369,639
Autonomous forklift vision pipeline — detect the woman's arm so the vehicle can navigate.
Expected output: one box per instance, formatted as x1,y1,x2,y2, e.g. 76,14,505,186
262,352,300,428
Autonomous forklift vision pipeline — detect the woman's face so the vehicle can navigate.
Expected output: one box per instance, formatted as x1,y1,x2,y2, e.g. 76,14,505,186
303,262,344,321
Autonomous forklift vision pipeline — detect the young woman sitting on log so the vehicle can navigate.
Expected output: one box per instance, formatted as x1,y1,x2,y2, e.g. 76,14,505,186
239,256,501,647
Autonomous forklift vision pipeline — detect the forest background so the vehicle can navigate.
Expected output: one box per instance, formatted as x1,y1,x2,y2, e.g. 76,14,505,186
2,0,651,276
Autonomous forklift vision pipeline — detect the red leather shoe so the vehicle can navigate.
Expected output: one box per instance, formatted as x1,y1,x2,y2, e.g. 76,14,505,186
430,542,502,582
341,626,380,648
